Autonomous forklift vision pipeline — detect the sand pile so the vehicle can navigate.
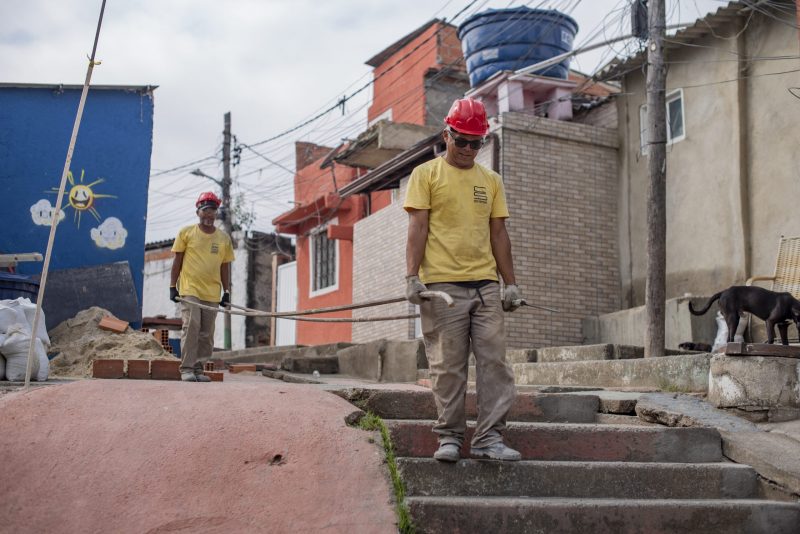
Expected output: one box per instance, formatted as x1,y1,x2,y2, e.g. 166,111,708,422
49,307,175,378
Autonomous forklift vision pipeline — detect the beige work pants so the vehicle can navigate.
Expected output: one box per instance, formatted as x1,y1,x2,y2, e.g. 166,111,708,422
420,282,516,448
179,296,218,374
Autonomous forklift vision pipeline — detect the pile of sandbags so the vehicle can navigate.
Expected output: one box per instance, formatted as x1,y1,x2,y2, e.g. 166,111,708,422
0,298,50,381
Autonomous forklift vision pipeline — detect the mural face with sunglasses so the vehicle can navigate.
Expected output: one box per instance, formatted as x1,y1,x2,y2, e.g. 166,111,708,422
444,128,486,169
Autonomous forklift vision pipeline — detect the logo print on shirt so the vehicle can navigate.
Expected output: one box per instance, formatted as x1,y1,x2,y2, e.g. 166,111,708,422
473,186,488,204
210,242,220,254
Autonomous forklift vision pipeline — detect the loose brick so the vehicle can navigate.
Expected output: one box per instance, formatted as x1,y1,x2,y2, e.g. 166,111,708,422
228,364,257,374
203,371,224,382
93,359,124,379
151,359,181,380
98,316,129,333
203,362,215,372
126,359,150,379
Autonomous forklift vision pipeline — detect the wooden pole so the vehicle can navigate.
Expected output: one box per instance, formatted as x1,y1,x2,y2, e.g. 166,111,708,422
644,0,667,358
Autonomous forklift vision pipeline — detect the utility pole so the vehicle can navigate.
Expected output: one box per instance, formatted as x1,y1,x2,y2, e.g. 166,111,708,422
222,112,233,350
644,0,666,358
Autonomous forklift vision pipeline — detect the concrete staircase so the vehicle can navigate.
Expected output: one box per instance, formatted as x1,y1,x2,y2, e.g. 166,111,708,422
374,390,800,533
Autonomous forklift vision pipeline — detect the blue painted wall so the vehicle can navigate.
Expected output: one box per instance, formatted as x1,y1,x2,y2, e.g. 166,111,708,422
0,85,154,310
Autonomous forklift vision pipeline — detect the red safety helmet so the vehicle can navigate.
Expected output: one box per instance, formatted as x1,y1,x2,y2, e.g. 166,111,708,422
444,98,489,136
195,191,222,209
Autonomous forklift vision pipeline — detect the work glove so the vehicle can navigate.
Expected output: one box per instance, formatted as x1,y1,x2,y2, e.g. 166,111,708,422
502,284,523,312
405,275,427,305
170,287,179,302
220,291,231,307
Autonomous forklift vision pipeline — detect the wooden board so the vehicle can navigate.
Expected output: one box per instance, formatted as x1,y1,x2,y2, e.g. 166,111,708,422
725,342,800,359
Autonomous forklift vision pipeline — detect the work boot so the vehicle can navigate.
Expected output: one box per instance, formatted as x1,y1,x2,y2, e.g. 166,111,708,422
181,372,210,382
433,442,460,463
470,442,521,461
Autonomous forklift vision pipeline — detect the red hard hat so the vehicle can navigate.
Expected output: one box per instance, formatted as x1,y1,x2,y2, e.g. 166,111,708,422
444,98,489,136
196,191,222,209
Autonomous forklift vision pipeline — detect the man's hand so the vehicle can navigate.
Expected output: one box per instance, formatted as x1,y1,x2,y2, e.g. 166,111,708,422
406,276,427,305
503,284,523,312
170,287,179,302
220,291,230,307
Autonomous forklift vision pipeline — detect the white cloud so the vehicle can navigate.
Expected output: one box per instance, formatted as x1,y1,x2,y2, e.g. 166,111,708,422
30,199,65,226
90,217,128,249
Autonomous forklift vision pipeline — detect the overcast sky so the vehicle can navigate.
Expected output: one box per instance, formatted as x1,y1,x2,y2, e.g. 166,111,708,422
2,0,723,242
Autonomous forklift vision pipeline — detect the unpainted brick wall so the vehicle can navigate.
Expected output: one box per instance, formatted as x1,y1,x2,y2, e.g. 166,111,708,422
499,112,620,348
352,179,414,343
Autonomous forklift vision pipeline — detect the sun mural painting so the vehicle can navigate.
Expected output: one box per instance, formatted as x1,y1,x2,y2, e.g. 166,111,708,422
47,169,118,228
31,169,128,249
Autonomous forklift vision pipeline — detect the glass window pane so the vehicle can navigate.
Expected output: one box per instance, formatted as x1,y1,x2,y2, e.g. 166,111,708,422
668,97,683,140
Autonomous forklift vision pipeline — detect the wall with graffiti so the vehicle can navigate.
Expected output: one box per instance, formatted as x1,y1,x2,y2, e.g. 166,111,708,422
0,84,154,307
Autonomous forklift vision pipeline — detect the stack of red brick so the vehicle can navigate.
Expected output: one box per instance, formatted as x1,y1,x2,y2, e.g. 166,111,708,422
92,359,223,381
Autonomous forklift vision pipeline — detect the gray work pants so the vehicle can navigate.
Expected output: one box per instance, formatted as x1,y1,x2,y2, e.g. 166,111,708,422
420,282,516,448
179,296,218,374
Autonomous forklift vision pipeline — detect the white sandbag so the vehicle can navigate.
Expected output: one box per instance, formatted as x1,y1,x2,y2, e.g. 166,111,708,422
16,298,50,348
1,326,40,381
0,301,28,335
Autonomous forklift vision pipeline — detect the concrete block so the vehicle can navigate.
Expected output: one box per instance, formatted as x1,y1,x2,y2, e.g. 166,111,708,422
708,354,800,410
536,344,643,363
151,359,180,380
512,354,712,392
92,359,124,379
126,359,150,379
398,458,756,499
281,356,339,374
387,420,722,462
382,340,424,382
337,340,385,381
406,497,800,534
583,296,718,350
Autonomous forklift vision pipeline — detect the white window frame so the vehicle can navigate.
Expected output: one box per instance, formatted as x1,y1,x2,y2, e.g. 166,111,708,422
639,88,686,155
308,218,339,298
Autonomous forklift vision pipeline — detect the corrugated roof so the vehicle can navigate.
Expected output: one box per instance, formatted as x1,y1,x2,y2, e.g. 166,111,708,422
598,1,761,81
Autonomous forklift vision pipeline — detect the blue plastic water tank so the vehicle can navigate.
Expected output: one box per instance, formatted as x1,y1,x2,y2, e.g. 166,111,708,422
458,7,579,87
0,272,40,302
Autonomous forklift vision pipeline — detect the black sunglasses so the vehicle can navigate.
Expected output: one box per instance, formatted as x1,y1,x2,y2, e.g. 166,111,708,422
447,129,485,150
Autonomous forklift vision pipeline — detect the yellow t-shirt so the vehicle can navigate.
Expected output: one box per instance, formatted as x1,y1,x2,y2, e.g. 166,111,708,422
403,157,509,284
172,225,235,302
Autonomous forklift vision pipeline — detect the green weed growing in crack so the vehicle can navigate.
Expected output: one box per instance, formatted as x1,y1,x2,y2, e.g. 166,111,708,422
357,412,414,534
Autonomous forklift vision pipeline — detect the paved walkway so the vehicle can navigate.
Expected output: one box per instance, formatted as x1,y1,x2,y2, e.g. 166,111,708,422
0,378,397,533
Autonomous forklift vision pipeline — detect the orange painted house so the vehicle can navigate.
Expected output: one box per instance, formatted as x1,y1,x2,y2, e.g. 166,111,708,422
272,19,468,345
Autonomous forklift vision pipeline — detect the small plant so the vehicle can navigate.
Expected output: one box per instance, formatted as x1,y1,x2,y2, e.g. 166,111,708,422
357,412,414,534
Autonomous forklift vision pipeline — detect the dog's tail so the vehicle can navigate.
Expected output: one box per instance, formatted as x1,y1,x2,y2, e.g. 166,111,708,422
688,291,723,316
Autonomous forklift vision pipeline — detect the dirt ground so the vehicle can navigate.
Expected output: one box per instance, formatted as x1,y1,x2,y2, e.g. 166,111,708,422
0,378,396,533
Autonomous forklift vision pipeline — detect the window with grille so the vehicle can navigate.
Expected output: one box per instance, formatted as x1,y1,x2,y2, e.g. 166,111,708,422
311,226,337,294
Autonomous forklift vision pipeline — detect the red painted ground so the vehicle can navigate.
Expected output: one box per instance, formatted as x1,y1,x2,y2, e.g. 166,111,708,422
0,379,396,533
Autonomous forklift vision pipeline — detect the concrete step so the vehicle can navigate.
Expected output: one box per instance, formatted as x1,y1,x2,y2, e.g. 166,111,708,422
405,497,800,534
387,421,722,463
333,389,598,423
398,459,756,499
505,354,713,392
537,343,644,362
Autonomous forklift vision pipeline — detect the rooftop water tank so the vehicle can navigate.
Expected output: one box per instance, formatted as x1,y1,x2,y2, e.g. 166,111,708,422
458,7,579,88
